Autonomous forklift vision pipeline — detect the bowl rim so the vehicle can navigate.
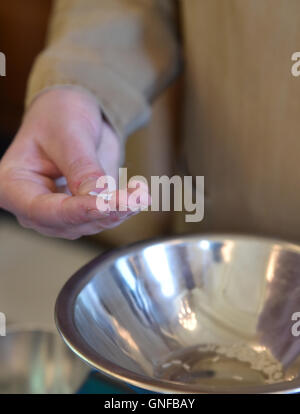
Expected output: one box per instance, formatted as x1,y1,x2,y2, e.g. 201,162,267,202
55,233,300,394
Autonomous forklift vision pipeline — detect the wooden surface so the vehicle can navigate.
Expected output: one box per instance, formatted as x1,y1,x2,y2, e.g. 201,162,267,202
0,0,52,135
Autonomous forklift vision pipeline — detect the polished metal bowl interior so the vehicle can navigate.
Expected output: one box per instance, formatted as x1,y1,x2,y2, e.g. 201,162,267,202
0,327,90,393
55,235,300,393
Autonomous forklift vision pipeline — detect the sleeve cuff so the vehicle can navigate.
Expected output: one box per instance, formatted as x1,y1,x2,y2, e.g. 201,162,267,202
25,51,152,142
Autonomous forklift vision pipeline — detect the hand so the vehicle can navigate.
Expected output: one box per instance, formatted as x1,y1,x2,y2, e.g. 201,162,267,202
0,88,149,239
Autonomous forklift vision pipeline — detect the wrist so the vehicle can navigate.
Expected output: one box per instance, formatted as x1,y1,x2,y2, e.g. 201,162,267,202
25,85,101,118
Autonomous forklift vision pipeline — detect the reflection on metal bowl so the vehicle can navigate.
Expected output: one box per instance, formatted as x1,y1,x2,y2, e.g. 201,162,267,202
55,234,300,393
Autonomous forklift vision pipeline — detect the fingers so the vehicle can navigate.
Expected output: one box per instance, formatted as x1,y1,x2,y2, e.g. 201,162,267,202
25,190,145,239
0,87,149,239
0,166,150,239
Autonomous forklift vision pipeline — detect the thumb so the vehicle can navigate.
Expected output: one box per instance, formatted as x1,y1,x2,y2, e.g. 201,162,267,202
53,132,106,196
65,152,106,196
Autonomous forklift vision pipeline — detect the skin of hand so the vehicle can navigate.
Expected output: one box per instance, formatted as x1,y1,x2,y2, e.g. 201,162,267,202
0,88,150,239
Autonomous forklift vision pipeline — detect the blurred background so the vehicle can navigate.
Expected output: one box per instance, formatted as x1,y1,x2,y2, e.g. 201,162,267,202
0,0,181,329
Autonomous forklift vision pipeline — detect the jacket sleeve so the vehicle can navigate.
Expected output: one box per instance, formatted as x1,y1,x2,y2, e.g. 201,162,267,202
25,0,181,141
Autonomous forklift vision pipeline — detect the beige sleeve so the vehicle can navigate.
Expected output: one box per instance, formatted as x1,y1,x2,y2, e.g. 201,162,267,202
25,0,181,141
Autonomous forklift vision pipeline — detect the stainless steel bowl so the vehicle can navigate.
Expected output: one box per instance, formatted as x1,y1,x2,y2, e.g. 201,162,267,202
0,326,90,393
55,234,300,393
